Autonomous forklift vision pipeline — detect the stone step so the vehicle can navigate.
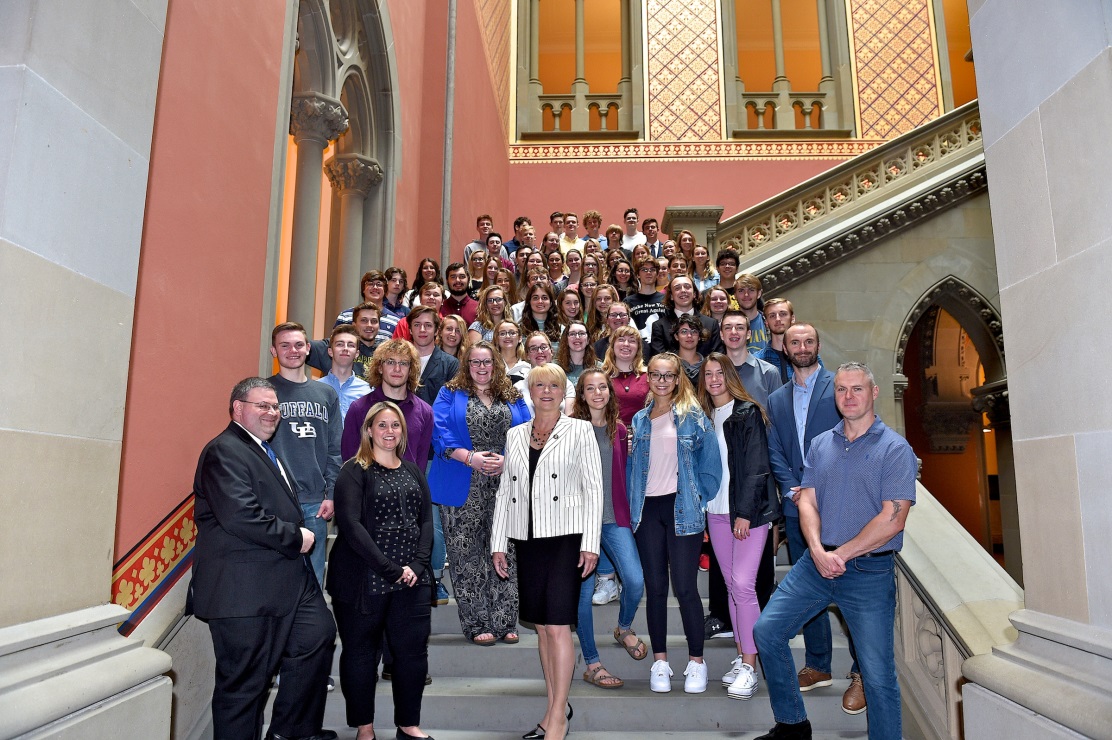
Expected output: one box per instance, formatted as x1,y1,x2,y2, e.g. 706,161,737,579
415,629,852,679
430,596,848,640
414,732,865,740
320,676,868,734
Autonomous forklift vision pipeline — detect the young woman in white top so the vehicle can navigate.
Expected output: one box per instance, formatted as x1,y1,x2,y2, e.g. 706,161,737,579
697,353,779,700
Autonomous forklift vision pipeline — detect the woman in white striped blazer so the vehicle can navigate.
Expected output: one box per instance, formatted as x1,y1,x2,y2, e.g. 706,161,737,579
492,363,603,740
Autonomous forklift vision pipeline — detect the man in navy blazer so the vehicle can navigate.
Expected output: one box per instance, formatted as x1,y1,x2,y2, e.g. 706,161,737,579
766,325,847,695
191,377,337,740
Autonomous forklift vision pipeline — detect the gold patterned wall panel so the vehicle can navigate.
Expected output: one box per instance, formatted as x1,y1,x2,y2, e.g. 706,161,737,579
644,0,725,141
474,0,511,136
848,0,943,139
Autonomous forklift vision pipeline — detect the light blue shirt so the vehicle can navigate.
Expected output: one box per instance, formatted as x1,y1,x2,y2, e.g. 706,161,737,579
792,368,822,459
317,372,371,421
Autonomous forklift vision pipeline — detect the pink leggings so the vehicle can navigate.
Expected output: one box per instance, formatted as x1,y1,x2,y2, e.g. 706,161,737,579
707,514,769,655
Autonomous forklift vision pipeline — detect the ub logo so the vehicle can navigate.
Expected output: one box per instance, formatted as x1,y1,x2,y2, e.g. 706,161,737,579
289,421,317,439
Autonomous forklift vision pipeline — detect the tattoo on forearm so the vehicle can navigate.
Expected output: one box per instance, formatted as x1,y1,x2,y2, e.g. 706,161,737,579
890,501,902,522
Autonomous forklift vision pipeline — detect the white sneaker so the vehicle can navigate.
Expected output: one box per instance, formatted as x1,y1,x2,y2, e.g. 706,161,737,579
649,659,673,692
727,663,758,700
721,655,745,686
683,660,708,694
591,576,619,605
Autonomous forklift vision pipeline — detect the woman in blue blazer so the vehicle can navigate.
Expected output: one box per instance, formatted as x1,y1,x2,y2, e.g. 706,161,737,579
429,341,531,644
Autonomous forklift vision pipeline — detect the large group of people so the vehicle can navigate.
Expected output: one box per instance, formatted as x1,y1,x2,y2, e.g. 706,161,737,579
190,209,916,740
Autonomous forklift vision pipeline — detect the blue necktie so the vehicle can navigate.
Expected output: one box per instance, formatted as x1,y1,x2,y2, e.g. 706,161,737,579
261,441,281,470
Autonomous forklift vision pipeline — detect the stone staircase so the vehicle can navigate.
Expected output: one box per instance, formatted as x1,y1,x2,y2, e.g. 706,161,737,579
312,568,869,739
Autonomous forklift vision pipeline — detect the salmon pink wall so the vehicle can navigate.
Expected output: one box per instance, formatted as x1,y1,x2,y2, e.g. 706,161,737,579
115,0,290,557
507,158,844,232
445,0,511,261
384,1,449,273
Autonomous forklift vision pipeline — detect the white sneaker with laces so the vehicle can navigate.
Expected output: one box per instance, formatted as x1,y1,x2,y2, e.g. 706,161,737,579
649,659,673,693
683,659,708,694
592,576,619,605
721,655,744,686
727,663,758,700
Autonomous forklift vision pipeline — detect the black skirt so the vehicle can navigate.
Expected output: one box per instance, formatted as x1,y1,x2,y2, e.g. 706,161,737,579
513,532,582,626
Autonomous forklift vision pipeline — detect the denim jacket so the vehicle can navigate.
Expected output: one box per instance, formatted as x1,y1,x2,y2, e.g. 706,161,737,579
626,399,722,535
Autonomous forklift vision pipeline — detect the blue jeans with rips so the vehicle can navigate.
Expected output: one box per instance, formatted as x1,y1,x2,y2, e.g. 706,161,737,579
575,524,645,664
754,550,899,739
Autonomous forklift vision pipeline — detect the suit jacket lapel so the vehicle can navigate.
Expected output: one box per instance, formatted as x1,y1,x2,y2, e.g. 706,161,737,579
536,416,573,467
806,371,832,429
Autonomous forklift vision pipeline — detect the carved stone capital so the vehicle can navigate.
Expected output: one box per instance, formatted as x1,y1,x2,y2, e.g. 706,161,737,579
290,92,349,145
971,378,1010,427
324,154,383,195
892,372,909,400
920,400,980,453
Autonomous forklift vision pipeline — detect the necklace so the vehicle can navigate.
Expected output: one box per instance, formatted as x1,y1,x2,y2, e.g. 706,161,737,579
616,370,634,392
530,422,556,447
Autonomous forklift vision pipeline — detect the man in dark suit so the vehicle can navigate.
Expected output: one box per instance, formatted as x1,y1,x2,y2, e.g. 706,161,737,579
409,305,460,406
647,275,720,360
191,377,337,740
766,324,854,707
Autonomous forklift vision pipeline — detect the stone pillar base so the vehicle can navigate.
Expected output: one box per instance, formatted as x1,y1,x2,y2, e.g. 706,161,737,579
962,609,1112,739
0,605,173,739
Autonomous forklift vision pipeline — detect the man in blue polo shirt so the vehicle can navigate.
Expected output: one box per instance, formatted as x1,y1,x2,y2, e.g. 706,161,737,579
753,362,916,740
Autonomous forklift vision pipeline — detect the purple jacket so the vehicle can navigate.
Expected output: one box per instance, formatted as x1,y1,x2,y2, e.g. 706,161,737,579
612,423,632,528
341,388,433,470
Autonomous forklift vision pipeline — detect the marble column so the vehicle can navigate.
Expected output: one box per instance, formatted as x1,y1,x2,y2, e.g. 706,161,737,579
963,2,1112,737
769,0,792,129
528,0,543,130
618,0,633,130
324,154,383,317
570,0,589,130
288,92,348,327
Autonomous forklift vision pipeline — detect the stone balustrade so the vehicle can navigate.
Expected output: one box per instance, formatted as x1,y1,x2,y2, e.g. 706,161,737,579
895,483,1023,739
715,101,982,265
741,91,828,131
538,92,625,133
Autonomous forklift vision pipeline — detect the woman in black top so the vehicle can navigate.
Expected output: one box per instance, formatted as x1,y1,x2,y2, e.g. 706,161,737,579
327,401,436,740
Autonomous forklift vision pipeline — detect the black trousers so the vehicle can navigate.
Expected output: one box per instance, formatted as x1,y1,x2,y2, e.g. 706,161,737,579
207,567,336,740
333,584,432,728
634,494,705,657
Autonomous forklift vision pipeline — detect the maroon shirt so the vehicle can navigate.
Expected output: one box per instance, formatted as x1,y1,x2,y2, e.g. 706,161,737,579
612,371,650,428
440,294,478,326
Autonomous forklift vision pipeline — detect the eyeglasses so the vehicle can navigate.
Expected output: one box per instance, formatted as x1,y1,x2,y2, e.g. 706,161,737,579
567,331,588,338
487,296,505,304
677,328,700,336
468,359,494,367
382,359,411,369
527,345,550,354
648,372,678,382
497,330,519,338
240,401,280,413
608,312,629,320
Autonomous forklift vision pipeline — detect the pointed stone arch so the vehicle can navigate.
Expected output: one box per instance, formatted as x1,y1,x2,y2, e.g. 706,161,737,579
895,275,1005,383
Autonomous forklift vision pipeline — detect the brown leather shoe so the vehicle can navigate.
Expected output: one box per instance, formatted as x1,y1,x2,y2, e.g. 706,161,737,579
796,666,833,692
842,672,866,714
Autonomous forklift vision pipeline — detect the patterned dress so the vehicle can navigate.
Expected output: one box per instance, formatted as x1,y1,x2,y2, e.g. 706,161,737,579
440,396,519,640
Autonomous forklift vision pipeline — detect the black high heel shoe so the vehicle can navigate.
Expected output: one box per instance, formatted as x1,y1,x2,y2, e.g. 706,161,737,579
522,702,573,739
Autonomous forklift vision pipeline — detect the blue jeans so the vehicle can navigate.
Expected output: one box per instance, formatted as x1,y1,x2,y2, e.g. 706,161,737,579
596,548,615,578
786,515,840,673
300,501,329,586
575,524,645,664
754,550,900,739
431,503,447,578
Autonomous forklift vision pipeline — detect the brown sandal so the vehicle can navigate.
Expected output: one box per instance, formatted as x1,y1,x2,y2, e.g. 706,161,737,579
583,664,624,689
613,627,648,660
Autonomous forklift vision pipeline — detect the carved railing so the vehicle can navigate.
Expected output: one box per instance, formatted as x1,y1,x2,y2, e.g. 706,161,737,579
894,483,1023,740
716,101,983,276
538,92,625,133
740,91,828,131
